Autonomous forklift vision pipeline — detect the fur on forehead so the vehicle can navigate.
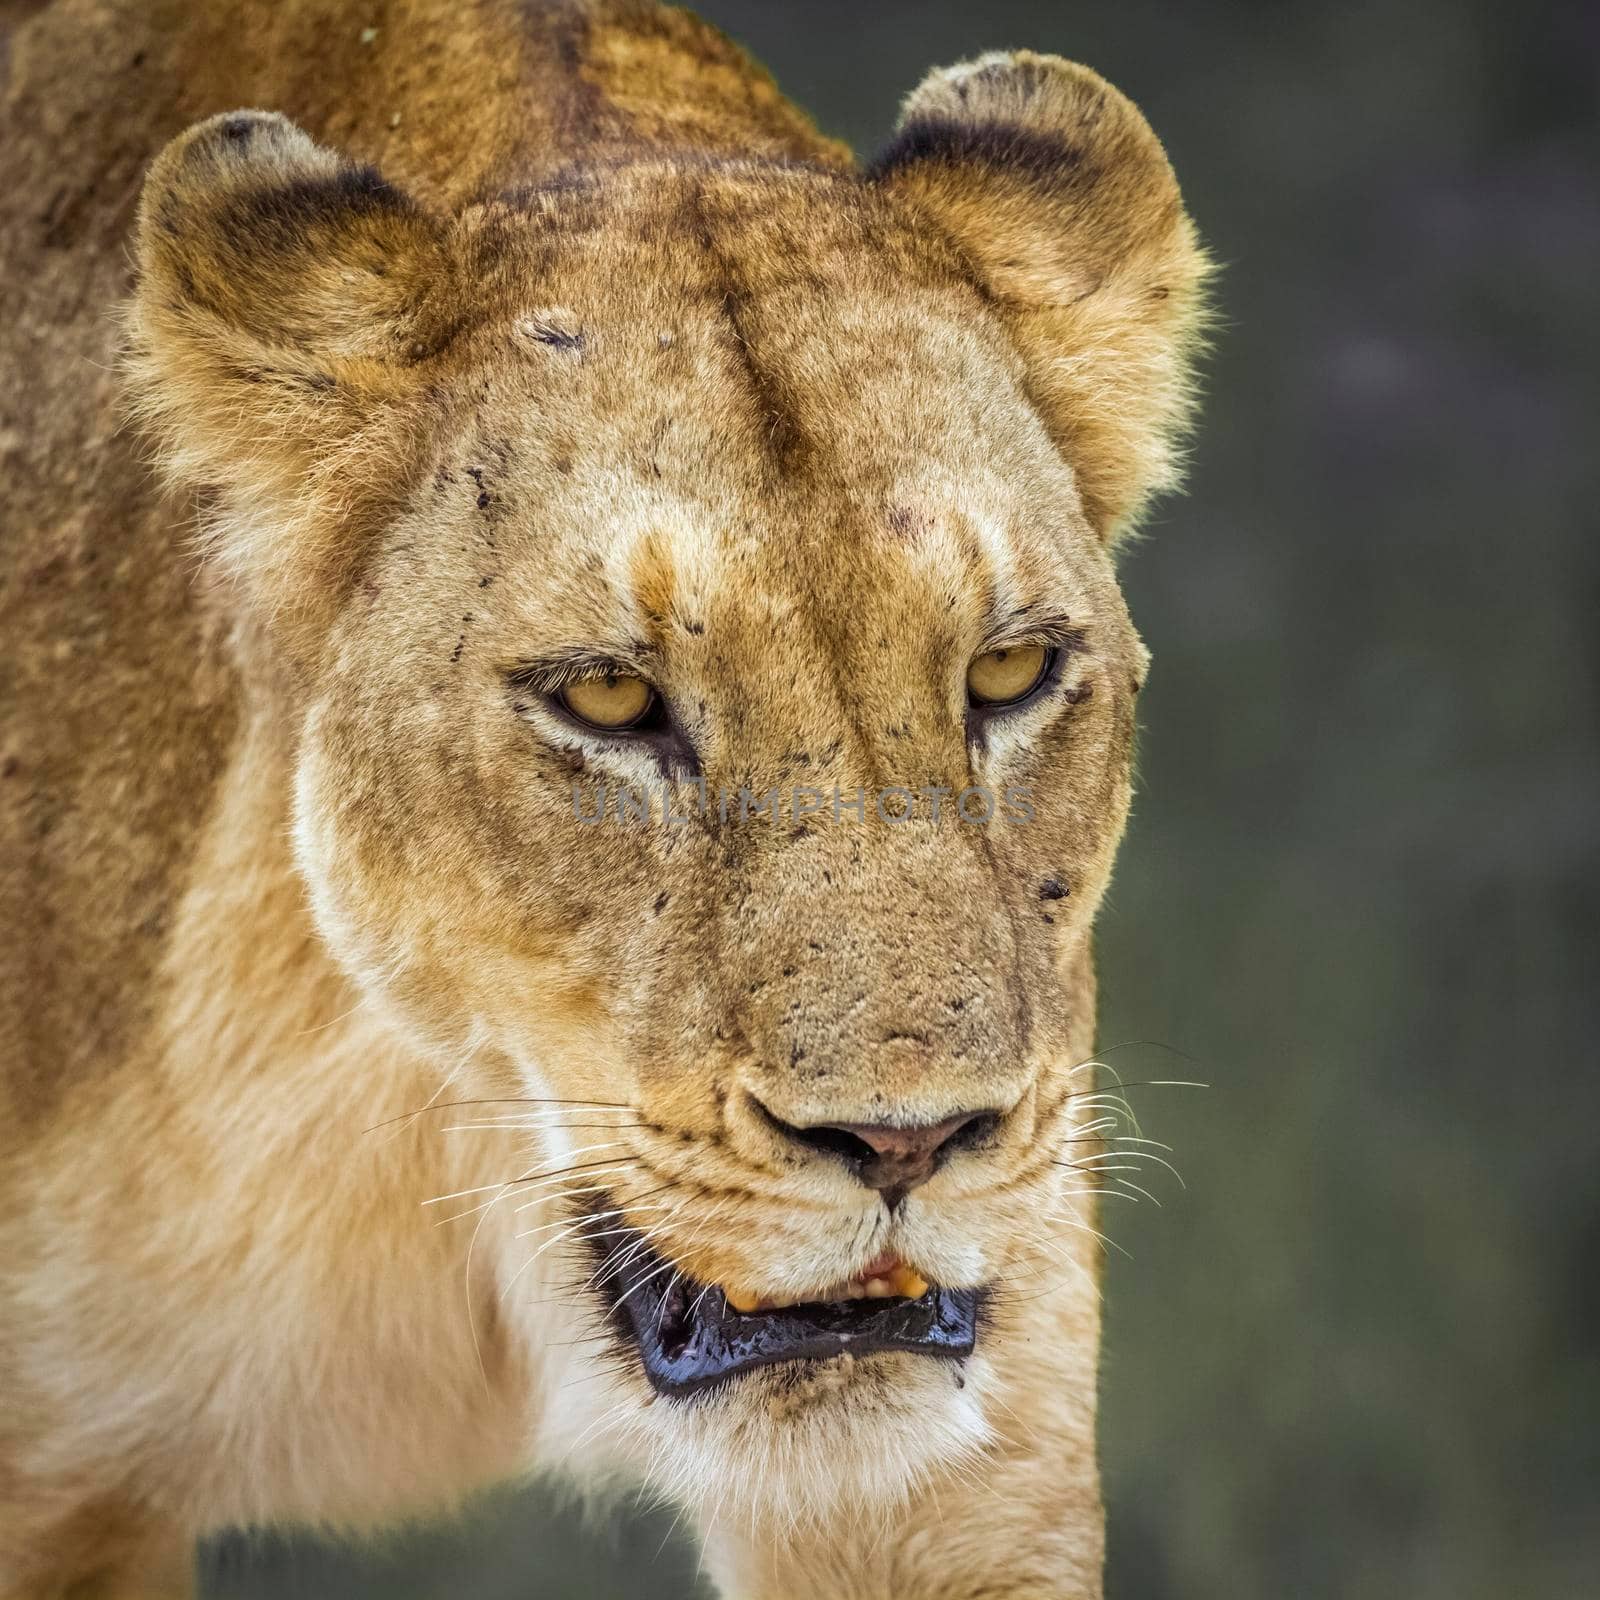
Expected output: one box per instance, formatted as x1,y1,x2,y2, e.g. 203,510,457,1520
127,52,1207,661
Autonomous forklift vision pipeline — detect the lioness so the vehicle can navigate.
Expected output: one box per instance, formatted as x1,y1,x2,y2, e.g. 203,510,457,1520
0,1,1208,1594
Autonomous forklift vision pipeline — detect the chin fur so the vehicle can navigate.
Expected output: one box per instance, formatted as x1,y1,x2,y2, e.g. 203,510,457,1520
600,1348,996,1536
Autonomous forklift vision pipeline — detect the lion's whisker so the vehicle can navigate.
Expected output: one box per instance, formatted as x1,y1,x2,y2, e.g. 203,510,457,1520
1035,1208,1130,1259
423,1179,523,1207
505,1157,643,1193
606,1255,682,1317
363,1095,639,1134
1113,1177,1162,1207
1062,1147,1188,1188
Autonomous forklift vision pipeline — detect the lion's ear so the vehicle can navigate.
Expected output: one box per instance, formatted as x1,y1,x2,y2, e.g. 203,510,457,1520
871,53,1211,542
127,112,450,619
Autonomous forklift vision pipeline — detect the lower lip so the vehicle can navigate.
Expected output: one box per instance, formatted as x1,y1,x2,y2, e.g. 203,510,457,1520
646,1280,982,1398
586,1214,983,1399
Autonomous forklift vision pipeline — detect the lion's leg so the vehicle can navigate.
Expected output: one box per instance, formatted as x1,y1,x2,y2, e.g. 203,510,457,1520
703,1460,1102,1600
2,1501,194,1600
699,1277,1105,1600
59,1541,195,1600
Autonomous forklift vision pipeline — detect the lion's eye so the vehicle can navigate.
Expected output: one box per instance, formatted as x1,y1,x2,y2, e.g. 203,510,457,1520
558,673,656,731
966,645,1052,708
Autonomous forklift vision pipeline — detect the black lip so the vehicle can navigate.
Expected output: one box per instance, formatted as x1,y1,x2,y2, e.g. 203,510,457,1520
587,1215,981,1400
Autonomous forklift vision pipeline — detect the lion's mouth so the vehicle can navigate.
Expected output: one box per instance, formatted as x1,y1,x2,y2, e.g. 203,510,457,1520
588,1219,981,1399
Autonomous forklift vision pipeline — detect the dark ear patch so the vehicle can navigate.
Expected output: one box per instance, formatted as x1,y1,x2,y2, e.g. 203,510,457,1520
137,110,446,358
871,54,1211,541
125,113,455,650
875,116,1091,194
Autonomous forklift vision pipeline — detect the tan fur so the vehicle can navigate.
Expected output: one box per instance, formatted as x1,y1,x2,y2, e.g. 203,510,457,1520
0,2,1208,1595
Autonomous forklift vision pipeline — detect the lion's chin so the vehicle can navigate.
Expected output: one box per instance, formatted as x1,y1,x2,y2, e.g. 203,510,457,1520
622,1345,997,1531
581,1218,995,1528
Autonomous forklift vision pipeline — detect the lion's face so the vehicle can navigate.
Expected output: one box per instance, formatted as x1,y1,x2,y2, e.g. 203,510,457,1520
130,56,1204,1524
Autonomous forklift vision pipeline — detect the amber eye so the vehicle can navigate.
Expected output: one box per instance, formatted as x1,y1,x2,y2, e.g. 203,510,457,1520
558,672,656,731
966,645,1052,708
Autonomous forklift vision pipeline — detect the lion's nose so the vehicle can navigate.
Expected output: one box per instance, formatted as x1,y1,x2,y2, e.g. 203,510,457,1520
755,1104,1001,1205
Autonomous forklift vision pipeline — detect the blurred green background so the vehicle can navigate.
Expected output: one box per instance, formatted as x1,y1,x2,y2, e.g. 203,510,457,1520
203,1,1599,1596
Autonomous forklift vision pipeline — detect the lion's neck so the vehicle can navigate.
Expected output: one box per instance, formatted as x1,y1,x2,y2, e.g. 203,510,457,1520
40,692,549,1526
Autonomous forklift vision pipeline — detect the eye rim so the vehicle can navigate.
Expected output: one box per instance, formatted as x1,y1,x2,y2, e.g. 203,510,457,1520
505,653,666,739
966,644,1057,711
507,652,701,779
555,670,659,733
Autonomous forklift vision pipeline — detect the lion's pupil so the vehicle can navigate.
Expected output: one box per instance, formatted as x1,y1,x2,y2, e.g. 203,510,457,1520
967,645,1049,707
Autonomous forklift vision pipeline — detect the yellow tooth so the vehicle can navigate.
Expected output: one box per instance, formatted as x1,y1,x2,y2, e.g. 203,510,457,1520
891,1266,930,1299
726,1268,927,1312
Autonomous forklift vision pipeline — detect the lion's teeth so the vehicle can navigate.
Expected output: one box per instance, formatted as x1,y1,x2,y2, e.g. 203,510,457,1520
891,1265,930,1299
720,1263,931,1314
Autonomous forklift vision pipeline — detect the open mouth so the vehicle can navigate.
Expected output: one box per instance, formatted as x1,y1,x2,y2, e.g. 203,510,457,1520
587,1215,982,1399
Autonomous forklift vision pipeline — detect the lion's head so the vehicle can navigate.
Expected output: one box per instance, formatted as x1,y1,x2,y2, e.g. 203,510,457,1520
127,52,1205,1528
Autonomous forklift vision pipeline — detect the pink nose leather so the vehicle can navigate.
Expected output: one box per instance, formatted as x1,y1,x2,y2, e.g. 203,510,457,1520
777,1109,998,1204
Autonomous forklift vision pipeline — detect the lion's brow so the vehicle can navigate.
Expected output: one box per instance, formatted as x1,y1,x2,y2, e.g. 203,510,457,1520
507,642,658,692
985,605,1091,651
